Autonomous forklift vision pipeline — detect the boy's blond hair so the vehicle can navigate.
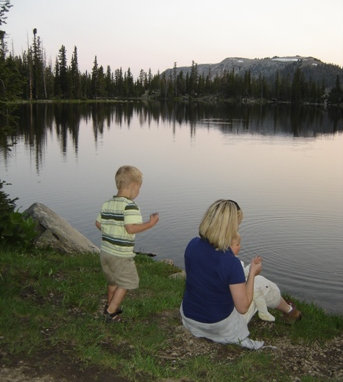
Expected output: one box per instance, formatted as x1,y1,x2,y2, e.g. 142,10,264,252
231,232,241,245
115,165,143,190
199,199,243,251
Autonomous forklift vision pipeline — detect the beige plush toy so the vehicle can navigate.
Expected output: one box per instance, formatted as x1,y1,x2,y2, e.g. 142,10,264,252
242,264,281,322
230,233,281,322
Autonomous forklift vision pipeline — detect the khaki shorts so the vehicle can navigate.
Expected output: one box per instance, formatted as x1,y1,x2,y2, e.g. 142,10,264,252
100,252,139,290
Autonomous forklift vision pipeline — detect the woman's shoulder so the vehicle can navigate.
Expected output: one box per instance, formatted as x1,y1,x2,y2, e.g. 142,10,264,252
187,236,200,245
217,248,240,264
187,236,209,249
185,237,209,254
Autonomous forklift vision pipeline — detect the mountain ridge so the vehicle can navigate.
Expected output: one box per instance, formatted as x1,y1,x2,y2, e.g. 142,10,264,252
163,56,342,88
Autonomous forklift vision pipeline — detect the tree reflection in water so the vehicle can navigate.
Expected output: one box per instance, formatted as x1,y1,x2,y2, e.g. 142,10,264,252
1,102,342,170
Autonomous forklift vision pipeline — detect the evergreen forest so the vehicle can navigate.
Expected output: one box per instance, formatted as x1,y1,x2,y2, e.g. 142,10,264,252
0,0,342,105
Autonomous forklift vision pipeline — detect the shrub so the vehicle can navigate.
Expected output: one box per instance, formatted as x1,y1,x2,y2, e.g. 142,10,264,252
0,179,17,214
0,180,37,249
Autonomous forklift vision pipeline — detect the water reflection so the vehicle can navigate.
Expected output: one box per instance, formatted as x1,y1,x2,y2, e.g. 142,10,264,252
2,103,342,170
1,101,343,314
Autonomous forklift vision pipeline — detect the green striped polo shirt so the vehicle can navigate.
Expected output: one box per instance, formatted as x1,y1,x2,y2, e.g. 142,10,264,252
96,196,142,258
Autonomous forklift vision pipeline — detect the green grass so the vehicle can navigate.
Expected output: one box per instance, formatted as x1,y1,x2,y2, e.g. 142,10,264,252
1,247,342,381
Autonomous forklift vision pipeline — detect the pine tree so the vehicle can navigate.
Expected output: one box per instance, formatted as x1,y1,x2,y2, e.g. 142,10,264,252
54,57,61,97
243,70,251,98
58,45,68,98
70,46,80,99
291,67,304,103
0,0,12,26
114,68,123,96
105,65,113,97
189,60,198,96
124,68,134,97
91,56,98,98
159,72,168,98
31,28,46,99
80,71,91,99
176,71,185,96
147,68,153,88
97,65,105,98
328,75,343,104
172,62,178,97
0,29,7,98
43,60,54,98
0,1,24,100
149,71,160,95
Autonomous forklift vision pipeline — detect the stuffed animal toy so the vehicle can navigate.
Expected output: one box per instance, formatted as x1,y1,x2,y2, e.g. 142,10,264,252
242,263,281,322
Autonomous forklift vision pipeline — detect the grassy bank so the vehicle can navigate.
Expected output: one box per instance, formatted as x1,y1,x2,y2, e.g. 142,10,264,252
1,248,342,381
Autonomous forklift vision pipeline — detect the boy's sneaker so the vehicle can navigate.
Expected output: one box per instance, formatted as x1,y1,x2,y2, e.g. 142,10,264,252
283,302,302,323
104,310,123,323
103,304,122,315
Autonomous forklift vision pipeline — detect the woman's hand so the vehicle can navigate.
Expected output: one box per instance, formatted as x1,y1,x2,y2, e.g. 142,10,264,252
249,256,262,277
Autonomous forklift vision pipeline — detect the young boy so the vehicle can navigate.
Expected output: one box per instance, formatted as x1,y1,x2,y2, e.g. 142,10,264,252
231,233,302,323
95,165,159,322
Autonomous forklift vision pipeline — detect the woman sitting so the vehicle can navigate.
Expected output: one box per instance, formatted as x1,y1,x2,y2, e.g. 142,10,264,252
180,199,301,350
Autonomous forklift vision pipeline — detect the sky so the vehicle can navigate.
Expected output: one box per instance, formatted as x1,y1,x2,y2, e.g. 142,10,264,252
3,0,343,77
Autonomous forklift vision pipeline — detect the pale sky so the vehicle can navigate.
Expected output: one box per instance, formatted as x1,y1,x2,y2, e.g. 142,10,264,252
4,0,343,77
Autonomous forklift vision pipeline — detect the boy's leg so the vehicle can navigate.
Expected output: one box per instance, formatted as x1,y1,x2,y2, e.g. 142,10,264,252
107,287,127,314
276,297,302,322
276,297,292,313
107,284,118,305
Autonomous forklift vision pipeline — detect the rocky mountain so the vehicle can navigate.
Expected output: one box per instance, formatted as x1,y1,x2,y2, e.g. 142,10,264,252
163,56,342,88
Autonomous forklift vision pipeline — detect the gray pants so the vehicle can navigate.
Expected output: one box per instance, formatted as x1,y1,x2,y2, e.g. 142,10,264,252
180,304,264,350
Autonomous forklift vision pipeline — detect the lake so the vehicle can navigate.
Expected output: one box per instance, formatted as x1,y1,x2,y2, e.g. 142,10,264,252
1,102,343,314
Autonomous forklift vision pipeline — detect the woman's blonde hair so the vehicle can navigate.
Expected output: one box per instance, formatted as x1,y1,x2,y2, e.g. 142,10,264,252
115,165,142,189
199,199,243,251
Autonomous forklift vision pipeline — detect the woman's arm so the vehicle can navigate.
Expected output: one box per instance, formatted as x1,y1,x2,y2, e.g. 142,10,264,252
229,256,262,314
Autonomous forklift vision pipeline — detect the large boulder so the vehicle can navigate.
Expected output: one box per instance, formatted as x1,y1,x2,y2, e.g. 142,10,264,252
24,202,100,254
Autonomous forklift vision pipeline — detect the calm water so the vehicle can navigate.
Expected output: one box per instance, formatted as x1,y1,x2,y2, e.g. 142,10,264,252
1,102,343,314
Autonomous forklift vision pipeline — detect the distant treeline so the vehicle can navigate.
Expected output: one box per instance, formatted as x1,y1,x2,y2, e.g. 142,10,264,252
0,24,342,104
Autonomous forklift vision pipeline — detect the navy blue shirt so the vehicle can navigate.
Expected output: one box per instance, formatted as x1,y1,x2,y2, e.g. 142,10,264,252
182,237,245,323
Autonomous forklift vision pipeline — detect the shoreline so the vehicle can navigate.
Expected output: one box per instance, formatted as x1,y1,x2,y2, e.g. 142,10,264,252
3,97,343,109
0,247,342,381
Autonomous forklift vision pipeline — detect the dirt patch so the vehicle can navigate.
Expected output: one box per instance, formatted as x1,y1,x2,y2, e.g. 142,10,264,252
0,347,128,382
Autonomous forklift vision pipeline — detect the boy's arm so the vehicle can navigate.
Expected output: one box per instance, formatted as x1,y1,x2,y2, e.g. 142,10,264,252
95,220,101,230
125,213,159,234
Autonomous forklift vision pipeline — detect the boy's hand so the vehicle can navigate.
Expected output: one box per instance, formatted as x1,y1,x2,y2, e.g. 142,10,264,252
249,256,262,277
149,213,159,226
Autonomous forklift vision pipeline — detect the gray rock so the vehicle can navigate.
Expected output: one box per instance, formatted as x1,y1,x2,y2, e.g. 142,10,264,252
24,202,99,254
168,270,186,280
160,258,174,266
